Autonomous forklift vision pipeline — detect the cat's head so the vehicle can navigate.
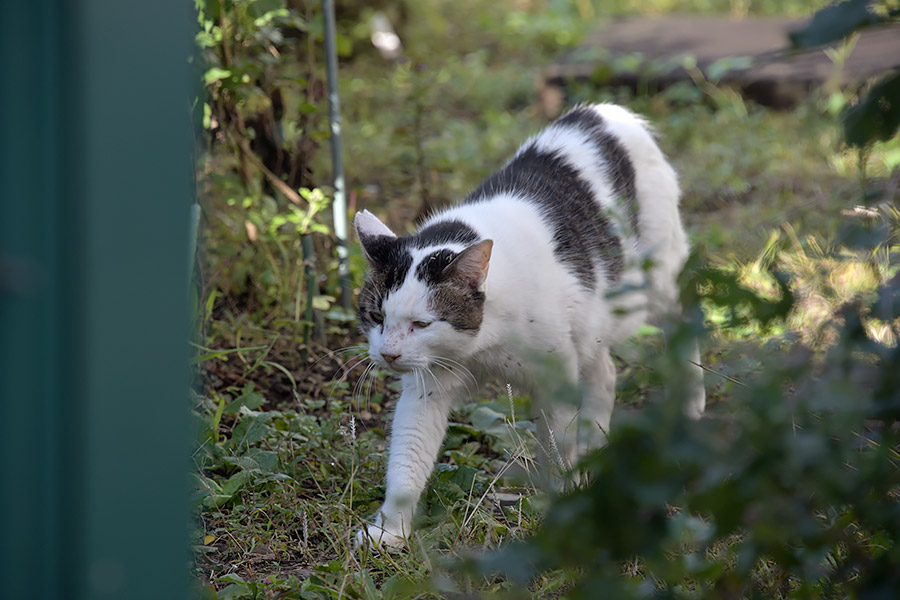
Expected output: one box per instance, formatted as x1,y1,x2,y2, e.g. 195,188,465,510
354,210,492,373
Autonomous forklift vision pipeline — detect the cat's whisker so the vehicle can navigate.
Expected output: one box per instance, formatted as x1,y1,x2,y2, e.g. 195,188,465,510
422,364,452,401
436,356,476,387
355,363,368,411
353,362,377,414
418,367,431,398
319,347,372,410
411,368,424,400
430,359,474,397
415,367,432,400
350,360,367,397
430,356,470,380
339,352,371,378
326,352,371,409
431,356,477,394
310,344,368,371
363,363,381,414
352,361,375,409
319,345,369,393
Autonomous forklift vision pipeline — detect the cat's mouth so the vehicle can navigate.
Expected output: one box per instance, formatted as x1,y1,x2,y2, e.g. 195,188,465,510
375,357,427,376
374,359,412,374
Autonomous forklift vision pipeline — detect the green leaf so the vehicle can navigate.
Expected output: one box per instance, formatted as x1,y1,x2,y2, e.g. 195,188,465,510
336,33,353,58
247,0,284,19
298,102,319,115
221,470,253,497
228,413,273,449
312,295,334,310
242,448,279,473
216,583,250,600
434,464,479,497
203,67,232,85
201,0,221,22
470,405,506,432
224,382,266,415
191,473,223,507
195,31,219,49
789,0,881,49
210,394,226,435
842,70,900,147
190,344,269,365
381,575,418,600
324,308,357,323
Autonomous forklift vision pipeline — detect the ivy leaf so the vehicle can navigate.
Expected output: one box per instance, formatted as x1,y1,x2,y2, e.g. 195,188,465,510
842,70,900,147
789,0,881,49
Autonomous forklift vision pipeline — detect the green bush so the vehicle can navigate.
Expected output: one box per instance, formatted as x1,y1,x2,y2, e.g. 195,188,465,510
462,216,900,598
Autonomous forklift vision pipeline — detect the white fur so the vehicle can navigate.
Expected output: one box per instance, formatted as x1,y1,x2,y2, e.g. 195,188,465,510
354,104,705,550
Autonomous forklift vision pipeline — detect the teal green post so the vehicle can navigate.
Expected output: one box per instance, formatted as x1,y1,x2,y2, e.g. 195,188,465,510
1,1,192,599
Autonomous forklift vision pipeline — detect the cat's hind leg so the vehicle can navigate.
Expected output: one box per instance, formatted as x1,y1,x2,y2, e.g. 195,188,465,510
536,348,615,489
533,355,580,481
578,346,616,455
681,336,706,419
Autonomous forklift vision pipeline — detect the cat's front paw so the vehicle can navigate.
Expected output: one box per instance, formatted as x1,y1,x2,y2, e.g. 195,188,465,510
354,513,408,552
354,523,406,552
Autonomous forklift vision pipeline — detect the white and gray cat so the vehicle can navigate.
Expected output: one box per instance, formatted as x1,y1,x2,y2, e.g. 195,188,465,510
353,103,705,550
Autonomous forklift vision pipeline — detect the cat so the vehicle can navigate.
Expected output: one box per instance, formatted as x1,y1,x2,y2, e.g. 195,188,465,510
352,103,705,550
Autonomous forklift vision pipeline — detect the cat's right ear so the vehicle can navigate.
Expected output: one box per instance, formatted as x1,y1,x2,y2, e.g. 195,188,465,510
354,210,397,264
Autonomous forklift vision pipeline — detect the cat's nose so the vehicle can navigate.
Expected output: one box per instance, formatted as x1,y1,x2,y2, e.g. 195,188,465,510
381,352,401,364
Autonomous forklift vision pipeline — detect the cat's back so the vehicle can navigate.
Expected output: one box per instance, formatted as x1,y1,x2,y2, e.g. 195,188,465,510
425,104,683,294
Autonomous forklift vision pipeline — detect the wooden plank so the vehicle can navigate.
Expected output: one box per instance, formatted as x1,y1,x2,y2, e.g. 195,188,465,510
541,16,900,113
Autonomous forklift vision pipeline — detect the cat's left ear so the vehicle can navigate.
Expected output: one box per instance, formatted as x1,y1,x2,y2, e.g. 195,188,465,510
446,240,493,292
355,210,397,263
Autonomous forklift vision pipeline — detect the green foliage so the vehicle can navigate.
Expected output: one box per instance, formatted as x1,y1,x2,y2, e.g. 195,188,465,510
463,221,900,598
194,0,357,353
844,71,900,147
788,0,885,47
791,0,900,148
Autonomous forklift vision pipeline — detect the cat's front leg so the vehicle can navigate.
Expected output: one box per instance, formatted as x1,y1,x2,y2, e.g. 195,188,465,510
356,372,456,551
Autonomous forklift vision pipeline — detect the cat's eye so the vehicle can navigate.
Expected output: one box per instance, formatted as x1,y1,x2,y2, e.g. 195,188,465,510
371,311,384,324
412,320,432,329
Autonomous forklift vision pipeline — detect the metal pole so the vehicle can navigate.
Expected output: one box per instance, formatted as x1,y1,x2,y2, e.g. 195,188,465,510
188,202,202,284
322,0,353,310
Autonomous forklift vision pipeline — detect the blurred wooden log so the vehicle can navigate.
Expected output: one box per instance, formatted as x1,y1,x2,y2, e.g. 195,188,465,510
540,16,900,114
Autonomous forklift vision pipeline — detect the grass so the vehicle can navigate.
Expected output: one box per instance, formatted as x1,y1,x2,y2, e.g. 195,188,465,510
193,0,900,598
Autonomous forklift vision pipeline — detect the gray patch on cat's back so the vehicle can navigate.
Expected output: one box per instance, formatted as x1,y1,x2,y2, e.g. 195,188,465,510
554,106,638,234
414,220,478,249
465,145,622,289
